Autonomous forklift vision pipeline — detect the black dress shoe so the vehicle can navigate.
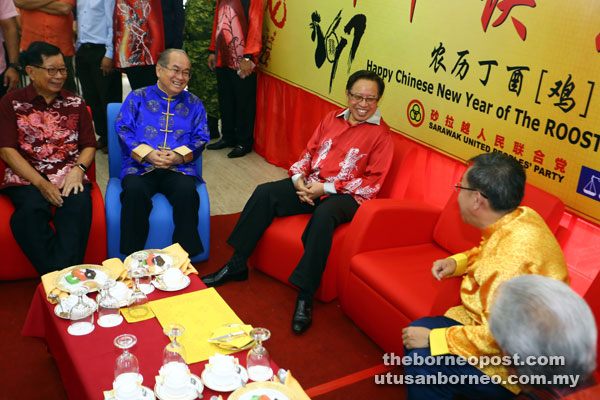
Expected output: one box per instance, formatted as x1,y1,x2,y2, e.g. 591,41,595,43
207,139,234,150
227,145,251,158
201,263,248,287
291,298,313,334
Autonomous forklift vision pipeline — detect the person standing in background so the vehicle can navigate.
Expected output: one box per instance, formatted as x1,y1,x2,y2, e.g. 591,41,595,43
75,0,123,153
205,0,263,158
0,1,19,97
113,0,165,90
15,0,78,93
183,0,220,139
161,0,184,49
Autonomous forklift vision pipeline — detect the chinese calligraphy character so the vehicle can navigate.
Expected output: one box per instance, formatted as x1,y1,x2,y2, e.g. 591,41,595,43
309,10,367,92
477,128,486,141
451,50,470,80
267,0,287,29
512,141,525,156
429,42,446,73
460,121,471,135
548,74,576,113
478,60,498,86
481,0,536,41
445,115,454,129
507,66,530,96
430,109,439,121
533,149,545,165
555,158,567,173
494,135,505,149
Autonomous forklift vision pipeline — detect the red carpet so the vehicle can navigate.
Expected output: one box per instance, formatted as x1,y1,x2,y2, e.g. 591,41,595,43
0,214,405,399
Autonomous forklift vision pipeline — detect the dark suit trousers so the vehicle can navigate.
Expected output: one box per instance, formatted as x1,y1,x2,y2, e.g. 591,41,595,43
216,67,257,149
75,44,123,145
2,184,93,274
227,178,359,296
120,169,203,256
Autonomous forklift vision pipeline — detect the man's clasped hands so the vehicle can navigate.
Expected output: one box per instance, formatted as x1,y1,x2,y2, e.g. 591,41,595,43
145,149,185,169
294,176,325,206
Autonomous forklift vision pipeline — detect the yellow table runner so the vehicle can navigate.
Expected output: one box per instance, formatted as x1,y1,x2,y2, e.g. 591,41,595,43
150,288,247,364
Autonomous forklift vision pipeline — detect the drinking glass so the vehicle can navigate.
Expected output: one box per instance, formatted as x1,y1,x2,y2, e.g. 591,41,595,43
114,333,140,379
131,251,148,269
127,267,150,319
246,327,272,381
131,252,154,294
67,286,95,336
162,323,187,365
97,279,123,328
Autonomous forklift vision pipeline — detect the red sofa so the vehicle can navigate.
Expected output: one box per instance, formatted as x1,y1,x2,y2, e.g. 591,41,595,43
249,134,418,302
337,179,565,356
0,160,107,280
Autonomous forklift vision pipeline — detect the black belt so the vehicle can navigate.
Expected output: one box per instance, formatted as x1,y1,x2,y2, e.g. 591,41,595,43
79,43,105,49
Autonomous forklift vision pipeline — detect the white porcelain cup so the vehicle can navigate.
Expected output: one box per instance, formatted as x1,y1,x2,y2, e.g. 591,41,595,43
113,373,143,400
209,354,237,386
162,268,185,287
109,281,130,302
161,362,189,396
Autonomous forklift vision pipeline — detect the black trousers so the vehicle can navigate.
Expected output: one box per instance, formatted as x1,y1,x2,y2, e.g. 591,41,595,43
228,178,359,296
76,44,123,145
63,56,78,94
124,65,158,91
120,169,203,256
216,67,256,149
1,184,93,275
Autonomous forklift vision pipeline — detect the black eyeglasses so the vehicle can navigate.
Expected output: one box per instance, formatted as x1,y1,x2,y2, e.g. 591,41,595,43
32,65,68,76
348,92,379,104
455,183,488,198
161,66,191,78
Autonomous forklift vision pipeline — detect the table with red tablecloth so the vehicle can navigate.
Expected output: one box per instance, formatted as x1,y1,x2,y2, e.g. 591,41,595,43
22,274,278,399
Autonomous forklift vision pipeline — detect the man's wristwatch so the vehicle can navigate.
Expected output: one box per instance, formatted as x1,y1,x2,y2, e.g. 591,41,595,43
8,63,22,72
75,163,88,173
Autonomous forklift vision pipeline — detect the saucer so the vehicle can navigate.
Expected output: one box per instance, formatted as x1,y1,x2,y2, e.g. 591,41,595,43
98,313,124,328
201,365,248,392
229,381,295,400
151,275,190,292
54,296,97,319
103,385,153,400
67,321,95,336
154,373,203,400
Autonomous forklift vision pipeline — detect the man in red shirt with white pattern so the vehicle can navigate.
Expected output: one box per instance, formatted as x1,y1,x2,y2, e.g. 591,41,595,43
202,70,394,334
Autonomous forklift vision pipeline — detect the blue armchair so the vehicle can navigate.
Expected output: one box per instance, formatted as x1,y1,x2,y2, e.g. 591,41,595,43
104,103,210,261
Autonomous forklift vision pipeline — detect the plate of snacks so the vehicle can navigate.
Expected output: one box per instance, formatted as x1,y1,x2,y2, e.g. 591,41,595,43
124,250,177,275
53,264,114,293
229,381,296,400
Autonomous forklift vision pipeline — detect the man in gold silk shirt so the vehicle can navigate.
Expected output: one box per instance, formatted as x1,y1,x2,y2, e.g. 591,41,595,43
402,152,568,399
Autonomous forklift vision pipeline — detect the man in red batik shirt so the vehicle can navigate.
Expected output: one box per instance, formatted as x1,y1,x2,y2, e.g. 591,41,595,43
202,70,394,334
205,0,263,158
0,42,96,275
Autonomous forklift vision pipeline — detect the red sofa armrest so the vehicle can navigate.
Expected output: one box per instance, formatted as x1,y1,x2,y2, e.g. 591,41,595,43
337,199,442,296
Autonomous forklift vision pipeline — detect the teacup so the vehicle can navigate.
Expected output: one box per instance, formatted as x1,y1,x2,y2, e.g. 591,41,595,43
208,354,237,386
113,372,143,400
109,281,130,302
160,362,190,396
162,268,185,287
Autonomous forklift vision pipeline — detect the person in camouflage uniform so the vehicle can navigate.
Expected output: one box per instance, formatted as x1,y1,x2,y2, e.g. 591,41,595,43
183,0,220,139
